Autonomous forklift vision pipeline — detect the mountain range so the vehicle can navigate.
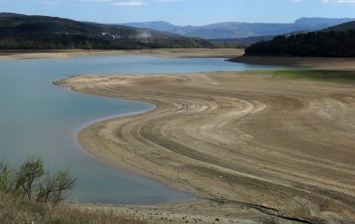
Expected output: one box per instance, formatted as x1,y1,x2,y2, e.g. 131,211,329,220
0,13,180,39
122,17,355,39
0,13,212,49
1,12,354,51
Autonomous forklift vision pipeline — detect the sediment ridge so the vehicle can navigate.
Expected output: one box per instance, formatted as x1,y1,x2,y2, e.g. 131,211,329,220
57,67,355,223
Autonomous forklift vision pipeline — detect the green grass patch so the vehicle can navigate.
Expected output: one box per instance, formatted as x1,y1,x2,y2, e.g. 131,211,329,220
271,70,355,82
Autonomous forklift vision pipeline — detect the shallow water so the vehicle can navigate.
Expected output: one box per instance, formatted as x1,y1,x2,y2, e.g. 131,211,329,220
0,56,293,204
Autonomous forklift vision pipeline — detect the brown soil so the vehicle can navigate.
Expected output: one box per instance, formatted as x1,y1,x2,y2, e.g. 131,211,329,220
57,62,355,223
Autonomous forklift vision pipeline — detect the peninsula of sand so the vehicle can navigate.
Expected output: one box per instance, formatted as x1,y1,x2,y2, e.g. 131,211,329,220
51,49,355,223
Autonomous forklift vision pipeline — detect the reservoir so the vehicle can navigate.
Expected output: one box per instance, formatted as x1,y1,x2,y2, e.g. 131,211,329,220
0,55,292,204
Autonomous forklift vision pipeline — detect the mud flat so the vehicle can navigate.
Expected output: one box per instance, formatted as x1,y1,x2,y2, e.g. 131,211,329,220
57,62,355,223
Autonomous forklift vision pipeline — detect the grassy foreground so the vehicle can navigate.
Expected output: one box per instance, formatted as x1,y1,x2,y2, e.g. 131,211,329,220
0,191,146,224
0,156,146,223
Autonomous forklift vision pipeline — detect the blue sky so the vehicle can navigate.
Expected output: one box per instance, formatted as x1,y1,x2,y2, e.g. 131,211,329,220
1,0,354,25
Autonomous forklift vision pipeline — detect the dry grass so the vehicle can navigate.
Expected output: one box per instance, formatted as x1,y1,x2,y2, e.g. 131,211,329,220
0,191,146,224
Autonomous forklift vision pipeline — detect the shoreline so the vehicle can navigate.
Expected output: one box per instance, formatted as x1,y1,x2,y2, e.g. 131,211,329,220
7,49,355,222
0,48,245,60
57,68,355,223
73,104,156,157
3,47,355,70
230,55,355,70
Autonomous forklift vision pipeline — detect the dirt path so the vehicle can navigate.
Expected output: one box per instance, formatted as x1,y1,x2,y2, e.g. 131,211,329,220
57,69,355,223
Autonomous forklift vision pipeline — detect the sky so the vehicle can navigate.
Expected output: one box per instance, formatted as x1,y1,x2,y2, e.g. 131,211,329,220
0,0,355,26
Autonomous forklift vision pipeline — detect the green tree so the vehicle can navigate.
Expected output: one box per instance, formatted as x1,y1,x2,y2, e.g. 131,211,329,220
0,156,76,204
0,160,13,192
14,156,44,200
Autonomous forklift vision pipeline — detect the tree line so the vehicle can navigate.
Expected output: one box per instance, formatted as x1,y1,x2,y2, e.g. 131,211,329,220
245,30,355,57
0,33,214,50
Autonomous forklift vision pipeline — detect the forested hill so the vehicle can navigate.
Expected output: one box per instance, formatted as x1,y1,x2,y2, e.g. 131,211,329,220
0,13,213,49
323,20,355,32
244,21,355,57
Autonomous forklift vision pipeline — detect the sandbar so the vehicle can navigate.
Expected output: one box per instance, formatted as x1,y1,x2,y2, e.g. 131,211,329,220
56,53,355,223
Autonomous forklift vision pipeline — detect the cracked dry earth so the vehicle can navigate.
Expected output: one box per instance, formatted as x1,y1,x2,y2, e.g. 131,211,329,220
57,71,355,223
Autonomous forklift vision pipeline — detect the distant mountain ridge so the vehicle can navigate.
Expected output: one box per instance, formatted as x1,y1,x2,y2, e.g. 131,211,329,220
0,13,180,38
0,13,213,49
121,18,355,39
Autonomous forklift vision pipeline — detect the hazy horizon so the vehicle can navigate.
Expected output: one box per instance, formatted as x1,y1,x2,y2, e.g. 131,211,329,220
1,0,354,26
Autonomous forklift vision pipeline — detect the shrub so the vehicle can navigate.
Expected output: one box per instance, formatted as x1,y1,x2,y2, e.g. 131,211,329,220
0,160,13,192
0,156,76,204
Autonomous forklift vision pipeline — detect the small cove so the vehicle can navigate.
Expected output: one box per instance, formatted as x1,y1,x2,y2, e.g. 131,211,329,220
0,55,295,204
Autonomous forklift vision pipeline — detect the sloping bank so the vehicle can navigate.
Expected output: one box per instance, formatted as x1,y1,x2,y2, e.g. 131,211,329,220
56,69,355,223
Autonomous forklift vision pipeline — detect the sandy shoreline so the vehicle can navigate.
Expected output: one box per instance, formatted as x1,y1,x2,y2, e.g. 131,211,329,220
6,49,354,223
56,56,355,223
0,48,244,60
3,47,354,70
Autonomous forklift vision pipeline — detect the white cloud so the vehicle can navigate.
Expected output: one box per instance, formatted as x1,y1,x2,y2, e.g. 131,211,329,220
293,0,355,3
155,0,183,2
79,0,112,2
111,1,146,6
43,1,61,4
334,0,355,3
75,0,183,6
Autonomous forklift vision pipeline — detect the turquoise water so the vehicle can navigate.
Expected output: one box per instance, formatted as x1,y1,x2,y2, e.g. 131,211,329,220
0,56,293,204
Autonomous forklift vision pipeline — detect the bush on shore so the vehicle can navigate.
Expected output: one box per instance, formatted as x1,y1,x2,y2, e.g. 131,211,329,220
0,156,146,223
0,156,75,204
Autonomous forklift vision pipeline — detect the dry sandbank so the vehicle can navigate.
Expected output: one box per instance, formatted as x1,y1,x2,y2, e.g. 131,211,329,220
4,48,355,222
57,66,355,223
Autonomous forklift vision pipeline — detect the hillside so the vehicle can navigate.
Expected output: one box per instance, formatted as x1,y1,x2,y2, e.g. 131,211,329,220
323,20,355,32
0,13,213,49
244,21,355,57
122,17,355,39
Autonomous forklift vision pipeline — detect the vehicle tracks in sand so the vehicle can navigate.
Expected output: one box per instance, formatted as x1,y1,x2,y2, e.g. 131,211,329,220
57,71,355,223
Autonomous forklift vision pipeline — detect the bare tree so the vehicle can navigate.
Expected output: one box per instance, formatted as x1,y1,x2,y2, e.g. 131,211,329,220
37,168,76,204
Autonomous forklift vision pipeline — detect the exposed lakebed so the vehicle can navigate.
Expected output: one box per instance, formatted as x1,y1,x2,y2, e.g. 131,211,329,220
0,55,294,204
